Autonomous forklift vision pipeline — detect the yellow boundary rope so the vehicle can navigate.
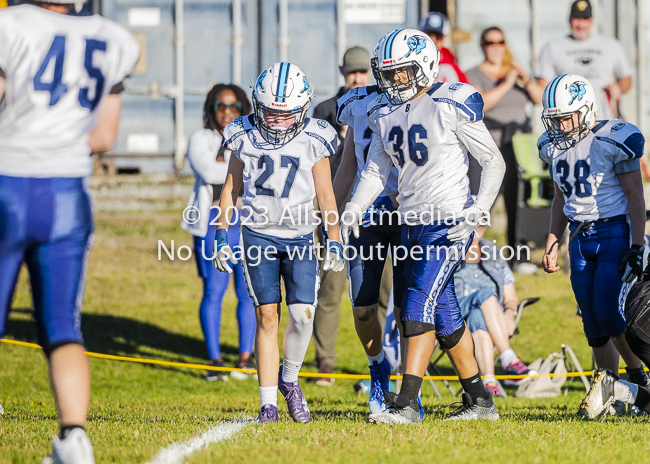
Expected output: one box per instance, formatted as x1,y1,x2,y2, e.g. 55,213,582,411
2,338,641,381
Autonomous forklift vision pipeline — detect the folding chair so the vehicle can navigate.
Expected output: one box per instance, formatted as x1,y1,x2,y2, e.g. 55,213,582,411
427,297,539,398
511,133,553,249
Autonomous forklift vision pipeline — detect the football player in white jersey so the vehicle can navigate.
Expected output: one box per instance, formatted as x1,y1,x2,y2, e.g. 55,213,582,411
214,62,344,424
341,29,505,423
333,85,409,415
539,74,649,410
0,1,139,462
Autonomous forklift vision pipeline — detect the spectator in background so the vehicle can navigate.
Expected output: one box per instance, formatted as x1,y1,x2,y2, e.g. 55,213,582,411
455,227,530,397
419,11,469,84
181,84,256,381
466,27,543,249
310,47,378,385
534,0,632,120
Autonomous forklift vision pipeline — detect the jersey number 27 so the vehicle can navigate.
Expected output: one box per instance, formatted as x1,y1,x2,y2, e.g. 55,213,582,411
33,35,106,111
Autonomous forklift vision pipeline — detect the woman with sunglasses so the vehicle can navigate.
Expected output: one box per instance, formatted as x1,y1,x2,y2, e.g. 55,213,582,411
466,27,544,249
181,83,256,381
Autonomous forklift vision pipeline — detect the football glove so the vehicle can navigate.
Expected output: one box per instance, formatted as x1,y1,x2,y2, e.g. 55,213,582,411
213,228,237,273
619,244,645,283
323,240,345,272
340,202,363,246
447,206,483,242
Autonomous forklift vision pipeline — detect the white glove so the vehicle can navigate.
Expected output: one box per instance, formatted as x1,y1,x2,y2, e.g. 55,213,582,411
323,240,345,272
447,205,483,242
340,202,363,246
213,229,237,273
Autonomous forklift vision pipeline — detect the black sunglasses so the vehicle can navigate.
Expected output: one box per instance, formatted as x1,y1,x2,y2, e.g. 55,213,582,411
483,40,505,46
214,101,242,112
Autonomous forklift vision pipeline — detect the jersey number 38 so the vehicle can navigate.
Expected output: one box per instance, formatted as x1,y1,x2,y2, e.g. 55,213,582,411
33,35,106,111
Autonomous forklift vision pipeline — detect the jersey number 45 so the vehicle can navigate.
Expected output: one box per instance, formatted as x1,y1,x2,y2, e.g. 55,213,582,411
33,35,106,111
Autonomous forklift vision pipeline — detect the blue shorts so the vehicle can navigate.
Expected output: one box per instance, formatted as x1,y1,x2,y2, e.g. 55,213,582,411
348,210,406,308
458,287,497,333
401,223,472,337
240,226,319,306
569,215,631,340
0,175,93,353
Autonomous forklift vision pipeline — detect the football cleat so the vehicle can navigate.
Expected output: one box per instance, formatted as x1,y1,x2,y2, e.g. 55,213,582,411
577,368,617,419
445,392,499,421
230,358,258,381
368,358,392,414
206,359,229,382
43,428,95,464
257,404,279,424
278,368,311,423
368,392,422,424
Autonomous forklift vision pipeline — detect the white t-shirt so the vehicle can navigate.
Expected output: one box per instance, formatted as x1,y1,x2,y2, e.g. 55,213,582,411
222,115,337,238
0,5,140,177
360,82,504,222
534,33,632,120
538,119,643,221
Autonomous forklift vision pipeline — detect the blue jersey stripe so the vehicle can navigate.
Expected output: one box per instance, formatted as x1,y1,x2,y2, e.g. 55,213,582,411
276,62,289,103
548,74,567,108
384,30,402,60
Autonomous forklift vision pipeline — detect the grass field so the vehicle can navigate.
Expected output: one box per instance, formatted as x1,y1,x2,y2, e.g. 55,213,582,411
2,209,650,464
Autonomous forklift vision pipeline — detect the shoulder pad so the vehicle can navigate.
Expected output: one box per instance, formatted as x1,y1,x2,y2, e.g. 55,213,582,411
595,120,645,159
366,93,389,118
537,133,554,161
336,85,379,124
222,114,254,147
304,119,337,156
428,82,484,121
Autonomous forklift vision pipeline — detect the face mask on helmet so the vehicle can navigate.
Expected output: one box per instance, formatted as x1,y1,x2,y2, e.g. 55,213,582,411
542,106,591,150
371,60,426,105
253,95,307,146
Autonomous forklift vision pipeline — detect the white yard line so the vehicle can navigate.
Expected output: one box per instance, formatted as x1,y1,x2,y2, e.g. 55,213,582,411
145,419,252,464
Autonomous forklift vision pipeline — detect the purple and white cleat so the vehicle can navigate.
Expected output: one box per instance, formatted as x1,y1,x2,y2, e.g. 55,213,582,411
278,367,311,423
257,404,279,424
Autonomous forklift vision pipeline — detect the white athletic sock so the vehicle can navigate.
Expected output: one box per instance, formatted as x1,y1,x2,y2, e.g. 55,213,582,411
614,380,639,404
482,374,496,385
259,385,278,408
282,359,302,383
500,349,517,368
367,350,385,365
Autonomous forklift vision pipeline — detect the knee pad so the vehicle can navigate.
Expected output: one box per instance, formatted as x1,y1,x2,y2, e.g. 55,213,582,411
288,304,315,327
353,304,378,323
587,335,610,348
436,324,466,350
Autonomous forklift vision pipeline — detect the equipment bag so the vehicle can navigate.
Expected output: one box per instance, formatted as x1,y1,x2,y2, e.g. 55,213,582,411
515,352,567,398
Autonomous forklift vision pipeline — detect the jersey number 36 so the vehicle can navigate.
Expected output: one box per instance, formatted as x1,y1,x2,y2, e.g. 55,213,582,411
33,35,106,111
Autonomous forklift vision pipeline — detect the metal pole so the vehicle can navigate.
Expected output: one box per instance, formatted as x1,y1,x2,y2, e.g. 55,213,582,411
278,0,289,62
174,0,186,171
530,0,543,135
420,0,428,19
530,0,539,68
637,0,645,134
336,0,346,88
232,0,243,86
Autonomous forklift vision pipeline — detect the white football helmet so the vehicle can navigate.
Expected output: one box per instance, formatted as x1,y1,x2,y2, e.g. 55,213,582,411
542,73,597,150
252,62,313,146
371,29,440,105
29,0,86,12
